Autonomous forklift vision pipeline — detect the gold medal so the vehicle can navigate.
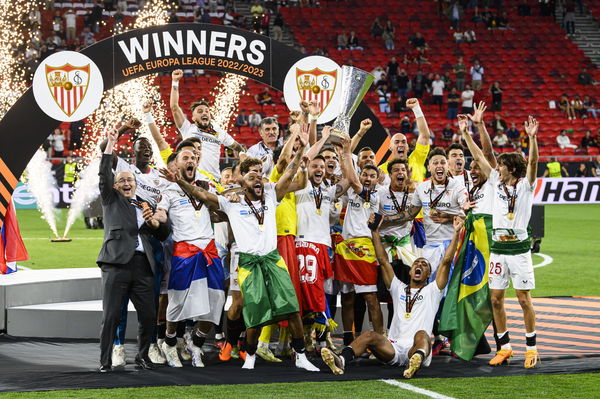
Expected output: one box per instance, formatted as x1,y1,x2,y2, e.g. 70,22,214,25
363,202,371,209
194,210,202,218
316,208,323,215
507,212,515,220
405,313,411,320
258,224,265,231
335,202,342,210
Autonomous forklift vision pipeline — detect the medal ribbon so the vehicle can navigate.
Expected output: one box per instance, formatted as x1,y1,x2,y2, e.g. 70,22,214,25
312,182,323,211
362,188,371,204
389,187,409,213
463,172,470,194
468,183,483,202
185,181,204,212
429,179,449,210
129,199,146,210
244,194,265,226
501,182,518,215
405,285,425,315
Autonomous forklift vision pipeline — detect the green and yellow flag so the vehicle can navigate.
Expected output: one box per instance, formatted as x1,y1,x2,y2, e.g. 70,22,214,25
439,212,493,361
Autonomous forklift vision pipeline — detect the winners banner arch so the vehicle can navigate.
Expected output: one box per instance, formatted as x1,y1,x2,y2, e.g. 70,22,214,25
0,23,388,226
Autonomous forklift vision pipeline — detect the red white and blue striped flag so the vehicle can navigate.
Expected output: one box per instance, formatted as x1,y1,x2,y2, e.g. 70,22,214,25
0,200,28,274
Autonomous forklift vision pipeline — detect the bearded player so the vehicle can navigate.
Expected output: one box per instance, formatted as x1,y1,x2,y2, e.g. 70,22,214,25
321,216,463,378
170,69,245,180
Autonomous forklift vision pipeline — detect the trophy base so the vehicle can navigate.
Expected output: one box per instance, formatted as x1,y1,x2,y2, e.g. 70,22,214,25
325,129,346,146
51,237,72,242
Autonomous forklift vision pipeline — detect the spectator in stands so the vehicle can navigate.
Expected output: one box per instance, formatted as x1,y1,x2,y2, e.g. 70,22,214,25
559,93,577,120
424,72,434,95
563,1,576,35
581,130,598,148
544,157,570,177
442,71,453,89
447,87,460,120
223,7,236,26
52,10,63,33
255,88,274,106
453,56,466,91
493,129,510,148
272,12,284,41
337,30,348,50
431,74,445,111
506,122,520,143
497,11,512,30
393,95,404,114
250,0,264,17
557,129,577,149
576,163,592,177
413,69,425,98
442,123,454,142
583,95,598,119
453,31,465,43
489,81,503,112
113,7,125,30
461,84,475,114
64,9,76,42
89,0,103,33
249,110,262,128
377,85,391,114
260,12,271,36
386,56,400,80
382,27,395,50
168,9,179,24
236,110,249,128
384,20,395,36
592,155,600,177
50,128,66,158
399,115,412,134
463,29,477,43
396,69,410,99
470,59,484,91
577,68,594,85
410,32,428,51
50,32,63,48
375,73,388,89
571,95,586,118
195,7,211,23
371,17,384,37
347,31,363,50
371,66,385,82
446,1,463,30
415,47,430,64
481,7,497,29
489,114,507,133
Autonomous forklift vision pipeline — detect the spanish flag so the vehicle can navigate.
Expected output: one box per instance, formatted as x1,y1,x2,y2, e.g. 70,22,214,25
333,237,378,285
439,212,493,361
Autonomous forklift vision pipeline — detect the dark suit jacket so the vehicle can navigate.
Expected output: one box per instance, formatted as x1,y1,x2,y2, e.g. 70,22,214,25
96,153,170,274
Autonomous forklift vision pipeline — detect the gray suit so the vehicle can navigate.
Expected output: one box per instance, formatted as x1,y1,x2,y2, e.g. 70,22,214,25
97,153,170,367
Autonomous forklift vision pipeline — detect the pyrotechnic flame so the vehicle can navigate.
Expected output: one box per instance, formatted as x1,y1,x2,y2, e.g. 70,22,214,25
24,150,59,238
209,74,248,132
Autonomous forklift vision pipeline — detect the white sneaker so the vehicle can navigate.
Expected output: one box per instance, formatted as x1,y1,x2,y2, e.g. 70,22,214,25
177,337,192,361
161,341,182,368
295,352,320,372
148,343,166,364
186,341,205,368
111,344,126,367
242,353,256,369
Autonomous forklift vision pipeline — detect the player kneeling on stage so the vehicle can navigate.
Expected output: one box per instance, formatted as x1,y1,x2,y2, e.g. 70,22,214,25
321,215,463,379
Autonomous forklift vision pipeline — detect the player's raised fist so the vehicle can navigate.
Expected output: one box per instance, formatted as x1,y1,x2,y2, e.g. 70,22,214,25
171,69,183,82
142,100,152,113
360,118,372,131
406,98,419,109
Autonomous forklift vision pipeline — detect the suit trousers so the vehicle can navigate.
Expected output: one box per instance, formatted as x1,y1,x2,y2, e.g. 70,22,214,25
99,253,156,367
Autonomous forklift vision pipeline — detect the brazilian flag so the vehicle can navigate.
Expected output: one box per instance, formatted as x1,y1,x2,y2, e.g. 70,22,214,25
439,212,493,361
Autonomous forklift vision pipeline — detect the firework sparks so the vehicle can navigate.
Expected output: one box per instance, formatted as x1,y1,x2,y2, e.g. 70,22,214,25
209,73,248,132
0,0,35,118
64,0,173,237
24,150,59,238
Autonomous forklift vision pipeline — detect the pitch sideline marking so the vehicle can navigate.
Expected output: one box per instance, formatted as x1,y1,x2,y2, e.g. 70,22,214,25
533,252,553,269
380,379,456,399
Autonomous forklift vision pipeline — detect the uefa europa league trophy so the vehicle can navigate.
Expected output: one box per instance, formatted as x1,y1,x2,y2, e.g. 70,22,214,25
328,66,374,145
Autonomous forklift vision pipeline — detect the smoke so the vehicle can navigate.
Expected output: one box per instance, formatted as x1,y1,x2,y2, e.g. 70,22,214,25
24,149,59,237
63,157,101,238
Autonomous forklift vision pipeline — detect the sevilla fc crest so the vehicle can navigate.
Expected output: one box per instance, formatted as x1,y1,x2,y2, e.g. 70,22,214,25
296,68,337,115
45,64,90,117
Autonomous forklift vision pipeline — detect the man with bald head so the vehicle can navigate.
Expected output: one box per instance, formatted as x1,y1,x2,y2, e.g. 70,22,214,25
97,128,171,373
379,98,431,184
